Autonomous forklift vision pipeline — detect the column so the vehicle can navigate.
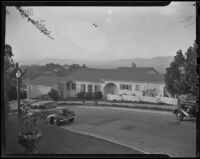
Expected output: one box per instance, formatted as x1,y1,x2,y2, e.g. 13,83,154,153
27,84,30,99
85,84,88,93
63,82,67,99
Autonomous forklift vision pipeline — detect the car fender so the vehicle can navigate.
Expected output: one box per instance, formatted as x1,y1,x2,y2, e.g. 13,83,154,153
175,109,189,117
46,114,58,121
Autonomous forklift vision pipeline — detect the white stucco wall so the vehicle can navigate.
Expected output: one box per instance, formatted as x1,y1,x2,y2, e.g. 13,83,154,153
62,80,165,99
63,81,103,98
102,80,165,97
107,94,178,105
27,84,52,99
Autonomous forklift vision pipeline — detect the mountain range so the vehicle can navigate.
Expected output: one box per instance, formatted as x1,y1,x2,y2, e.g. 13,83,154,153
18,56,174,74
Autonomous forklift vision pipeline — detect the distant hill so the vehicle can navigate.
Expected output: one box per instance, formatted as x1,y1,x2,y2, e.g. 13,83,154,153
19,56,174,74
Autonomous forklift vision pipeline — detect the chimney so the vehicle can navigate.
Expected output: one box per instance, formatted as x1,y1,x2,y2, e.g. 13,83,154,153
132,63,136,68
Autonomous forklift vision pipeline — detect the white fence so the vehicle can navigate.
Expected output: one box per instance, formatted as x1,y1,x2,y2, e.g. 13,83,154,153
107,94,178,105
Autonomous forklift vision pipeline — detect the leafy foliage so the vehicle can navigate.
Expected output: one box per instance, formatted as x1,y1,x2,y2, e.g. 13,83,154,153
77,92,86,99
164,43,198,97
77,91,103,99
15,6,54,40
93,91,103,99
142,88,158,97
4,44,17,118
7,85,27,100
18,111,44,153
48,88,59,101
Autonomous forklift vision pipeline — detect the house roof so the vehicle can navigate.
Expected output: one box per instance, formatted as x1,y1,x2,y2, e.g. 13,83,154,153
65,68,165,83
23,67,165,86
116,67,159,74
23,76,67,87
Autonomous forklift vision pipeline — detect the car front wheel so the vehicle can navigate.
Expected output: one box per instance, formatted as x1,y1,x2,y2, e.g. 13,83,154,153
54,119,59,126
176,112,184,121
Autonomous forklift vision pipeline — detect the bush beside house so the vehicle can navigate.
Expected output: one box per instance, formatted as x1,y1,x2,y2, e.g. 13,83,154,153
77,91,103,100
7,86,27,100
48,88,59,101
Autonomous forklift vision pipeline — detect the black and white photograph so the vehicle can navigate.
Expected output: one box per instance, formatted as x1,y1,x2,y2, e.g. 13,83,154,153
2,1,199,158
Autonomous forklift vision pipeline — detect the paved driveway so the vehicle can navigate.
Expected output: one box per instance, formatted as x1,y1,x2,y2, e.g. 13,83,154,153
61,105,196,157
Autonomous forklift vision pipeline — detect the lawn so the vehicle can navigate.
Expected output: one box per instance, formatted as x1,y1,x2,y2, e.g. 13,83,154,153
3,115,143,157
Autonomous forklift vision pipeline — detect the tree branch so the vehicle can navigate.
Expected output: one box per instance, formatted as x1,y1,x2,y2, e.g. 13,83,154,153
15,6,54,40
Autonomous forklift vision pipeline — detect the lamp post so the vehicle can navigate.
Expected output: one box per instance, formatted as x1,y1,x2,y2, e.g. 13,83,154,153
16,67,22,117
15,63,28,117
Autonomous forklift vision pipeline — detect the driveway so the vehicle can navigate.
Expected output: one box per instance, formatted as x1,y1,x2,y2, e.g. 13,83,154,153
61,105,196,157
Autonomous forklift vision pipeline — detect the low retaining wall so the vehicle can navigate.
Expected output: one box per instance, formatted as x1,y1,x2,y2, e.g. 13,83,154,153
27,84,52,99
107,94,178,105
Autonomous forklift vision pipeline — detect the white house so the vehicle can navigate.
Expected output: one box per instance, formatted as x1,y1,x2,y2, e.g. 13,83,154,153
54,66,169,99
24,76,67,99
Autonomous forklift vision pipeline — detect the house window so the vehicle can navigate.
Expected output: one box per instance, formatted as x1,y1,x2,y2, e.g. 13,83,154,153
67,83,70,90
94,85,100,92
80,84,86,92
127,85,132,90
72,83,76,90
120,84,132,90
135,85,140,91
88,84,93,92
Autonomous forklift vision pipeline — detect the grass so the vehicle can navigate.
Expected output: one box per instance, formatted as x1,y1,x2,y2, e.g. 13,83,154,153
3,115,143,156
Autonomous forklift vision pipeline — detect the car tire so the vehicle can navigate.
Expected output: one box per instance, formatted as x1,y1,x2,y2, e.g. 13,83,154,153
54,119,59,126
176,111,184,121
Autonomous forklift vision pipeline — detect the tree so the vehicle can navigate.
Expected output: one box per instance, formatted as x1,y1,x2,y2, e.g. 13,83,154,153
4,6,54,118
7,86,17,100
164,43,198,97
82,64,87,68
6,6,54,40
48,89,59,101
4,44,17,119
184,44,198,96
164,50,186,97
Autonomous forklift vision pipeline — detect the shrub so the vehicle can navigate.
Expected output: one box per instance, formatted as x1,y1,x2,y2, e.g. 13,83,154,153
94,91,103,99
77,91,103,99
7,86,27,100
48,88,59,101
7,86,17,100
21,90,27,99
86,92,93,99
77,92,86,99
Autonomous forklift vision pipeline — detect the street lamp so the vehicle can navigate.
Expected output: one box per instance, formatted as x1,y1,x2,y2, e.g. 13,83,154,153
16,69,22,117
15,63,28,117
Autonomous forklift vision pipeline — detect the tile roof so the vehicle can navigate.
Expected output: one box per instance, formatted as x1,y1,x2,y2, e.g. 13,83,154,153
65,68,165,83
23,67,165,86
23,76,67,86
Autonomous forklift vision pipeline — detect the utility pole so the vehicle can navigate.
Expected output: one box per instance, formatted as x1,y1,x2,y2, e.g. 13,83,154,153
16,63,21,117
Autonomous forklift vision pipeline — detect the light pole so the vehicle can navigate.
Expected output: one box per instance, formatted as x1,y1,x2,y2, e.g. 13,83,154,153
16,66,22,117
15,63,28,117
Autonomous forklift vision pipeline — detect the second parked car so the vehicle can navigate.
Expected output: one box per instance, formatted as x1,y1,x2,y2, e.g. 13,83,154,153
28,101,75,126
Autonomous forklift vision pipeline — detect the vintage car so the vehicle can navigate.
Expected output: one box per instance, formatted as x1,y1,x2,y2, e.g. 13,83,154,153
173,101,198,121
28,101,75,126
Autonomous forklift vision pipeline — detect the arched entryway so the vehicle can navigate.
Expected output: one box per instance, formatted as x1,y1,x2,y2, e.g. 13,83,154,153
103,83,118,98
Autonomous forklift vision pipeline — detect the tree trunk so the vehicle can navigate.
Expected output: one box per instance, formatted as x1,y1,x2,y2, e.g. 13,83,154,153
4,90,9,120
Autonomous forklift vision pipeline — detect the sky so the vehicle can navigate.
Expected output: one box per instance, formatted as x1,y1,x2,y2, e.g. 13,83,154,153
5,2,196,62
